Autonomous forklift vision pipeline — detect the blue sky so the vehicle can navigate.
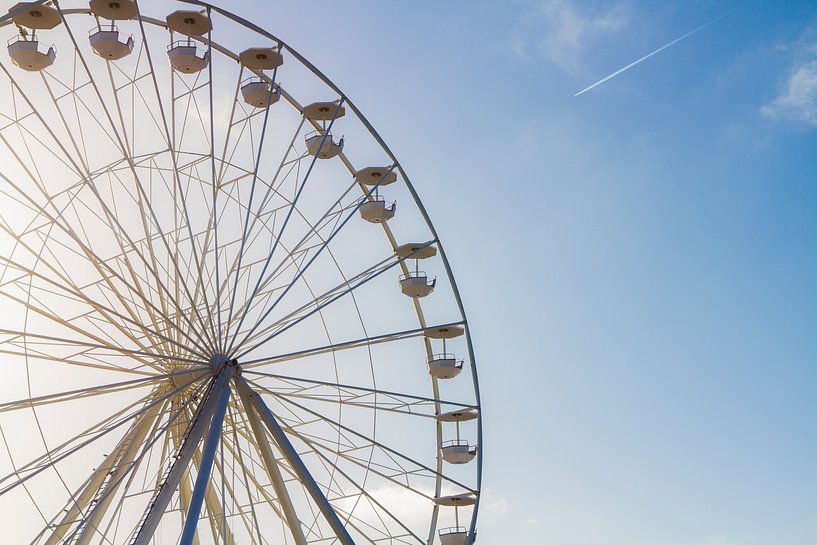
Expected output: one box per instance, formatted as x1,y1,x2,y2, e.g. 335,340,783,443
238,1,817,543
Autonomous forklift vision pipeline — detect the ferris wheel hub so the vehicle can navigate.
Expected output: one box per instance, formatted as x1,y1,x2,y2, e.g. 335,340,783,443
208,355,239,376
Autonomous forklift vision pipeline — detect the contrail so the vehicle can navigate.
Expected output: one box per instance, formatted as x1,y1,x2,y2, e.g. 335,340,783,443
574,16,722,96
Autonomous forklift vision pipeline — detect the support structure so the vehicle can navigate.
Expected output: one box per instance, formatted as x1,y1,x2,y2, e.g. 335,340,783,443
236,378,308,545
131,364,235,545
180,366,233,545
236,376,356,545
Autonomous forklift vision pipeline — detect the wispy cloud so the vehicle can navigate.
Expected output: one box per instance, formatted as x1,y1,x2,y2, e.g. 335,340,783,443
762,41,817,126
508,0,630,75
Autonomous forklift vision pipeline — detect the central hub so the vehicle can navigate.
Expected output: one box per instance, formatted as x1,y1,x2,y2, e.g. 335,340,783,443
209,354,239,376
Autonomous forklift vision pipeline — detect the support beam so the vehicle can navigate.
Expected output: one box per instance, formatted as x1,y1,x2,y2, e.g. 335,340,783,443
131,366,234,545
236,379,307,545
180,370,233,545
73,399,165,545
44,391,162,545
236,376,355,545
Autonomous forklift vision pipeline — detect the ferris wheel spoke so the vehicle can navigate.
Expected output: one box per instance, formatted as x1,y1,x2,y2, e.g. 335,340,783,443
244,370,475,416
170,73,224,353
0,372,182,414
282,422,429,545
231,165,396,356
217,63,282,352
132,7,221,352
0,375,199,496
0,231,185,360
0,327,202,368
2,48,208,347
221,114,306,353
234,239,437,360
0,253,209,360
17,188,205,354
225,99,345,356
0,346,149,377
232,251,394,357
203,19,227,355
240,321,464,369
0,168,216,358
251,380,475,495
269,407,426,545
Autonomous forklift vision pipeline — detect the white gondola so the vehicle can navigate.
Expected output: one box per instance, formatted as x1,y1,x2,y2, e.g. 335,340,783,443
239,46,283,70
441,439,477,464
7,36,55,71
10,2,61,29
305,130,343,159
241,78,280,108
359,195,395,223
400,271,435,298
167,40,209,73
89,0,137,20
89,26,134,60
428,353,462,379
439,527,468,545
355,166,397,186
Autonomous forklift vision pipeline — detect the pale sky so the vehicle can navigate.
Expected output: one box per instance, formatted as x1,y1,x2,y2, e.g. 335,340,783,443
1,1,815,544
250,1,817,544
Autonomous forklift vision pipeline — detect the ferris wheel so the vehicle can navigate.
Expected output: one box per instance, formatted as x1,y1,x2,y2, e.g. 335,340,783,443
0,1,482,545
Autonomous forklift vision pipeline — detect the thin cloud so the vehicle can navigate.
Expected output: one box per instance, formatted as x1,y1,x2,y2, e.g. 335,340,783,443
508,0,630,75
762,46,817,126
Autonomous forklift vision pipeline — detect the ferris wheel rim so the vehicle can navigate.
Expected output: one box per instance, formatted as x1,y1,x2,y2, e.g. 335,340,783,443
0,1,483,543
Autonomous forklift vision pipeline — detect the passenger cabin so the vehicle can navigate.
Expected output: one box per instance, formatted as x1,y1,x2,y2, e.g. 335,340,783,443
435,493,476,545
398,242,437,298
167,41,209,73
89,26,134,60
305,131,343,159
241,78,280,108
428,353,463,379
8,36,55,71
439,527,468,545
441,440,477,464
359,196,395,223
